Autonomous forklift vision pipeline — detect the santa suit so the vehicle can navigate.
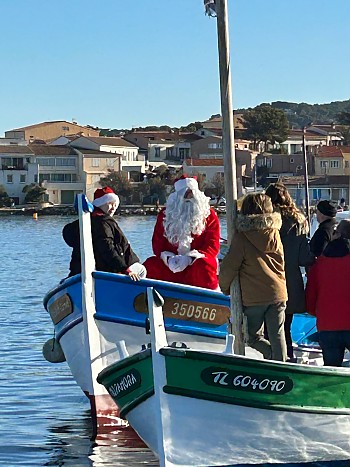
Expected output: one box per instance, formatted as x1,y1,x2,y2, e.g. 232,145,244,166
144,207,220,289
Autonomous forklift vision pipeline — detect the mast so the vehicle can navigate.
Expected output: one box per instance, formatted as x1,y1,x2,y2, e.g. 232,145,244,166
302,126,310,222
205,0,245,354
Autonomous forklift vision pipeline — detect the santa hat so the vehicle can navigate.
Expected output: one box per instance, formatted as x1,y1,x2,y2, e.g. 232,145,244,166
174,174,198,193
93,186,119,208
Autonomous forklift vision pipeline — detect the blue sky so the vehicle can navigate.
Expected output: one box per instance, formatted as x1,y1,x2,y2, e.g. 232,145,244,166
1,0,350,136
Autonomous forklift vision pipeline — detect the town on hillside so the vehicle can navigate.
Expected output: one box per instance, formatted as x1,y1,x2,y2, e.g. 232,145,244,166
1,102,350,209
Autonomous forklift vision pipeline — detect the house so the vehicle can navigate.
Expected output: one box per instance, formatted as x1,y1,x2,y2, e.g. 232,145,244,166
0,145,37,204
278,129,328,155
5,120,100,142
256,153,311,179
282,175,349,205
314,146,350,176
126,130,202,164
183,151,255,197
70,136,144,181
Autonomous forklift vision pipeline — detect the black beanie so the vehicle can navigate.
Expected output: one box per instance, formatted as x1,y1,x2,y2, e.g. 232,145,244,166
317,200,337,217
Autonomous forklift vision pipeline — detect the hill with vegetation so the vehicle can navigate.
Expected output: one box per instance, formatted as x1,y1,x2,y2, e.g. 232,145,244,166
238,100,350,129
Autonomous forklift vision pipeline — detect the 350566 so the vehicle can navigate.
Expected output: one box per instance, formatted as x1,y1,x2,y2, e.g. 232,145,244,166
171,302,217,321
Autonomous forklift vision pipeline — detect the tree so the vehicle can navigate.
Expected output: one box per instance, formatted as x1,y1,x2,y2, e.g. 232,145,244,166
99,170,133,200
337,111,350,125
243,104,289,150
211,173,226,198
22,183,47,203
0,185,11,207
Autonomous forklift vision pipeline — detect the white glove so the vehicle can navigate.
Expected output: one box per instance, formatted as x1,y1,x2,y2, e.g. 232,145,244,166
128,262,147,279
188,249,205,261
168,255,192,273
160,251,175,266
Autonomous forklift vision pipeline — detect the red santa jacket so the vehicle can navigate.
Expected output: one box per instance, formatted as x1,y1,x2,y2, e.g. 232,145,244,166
306,253,350,331
152,207,220,261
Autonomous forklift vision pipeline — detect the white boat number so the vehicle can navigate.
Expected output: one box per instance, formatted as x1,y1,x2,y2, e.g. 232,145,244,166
171,302,217,321
212,371,286,392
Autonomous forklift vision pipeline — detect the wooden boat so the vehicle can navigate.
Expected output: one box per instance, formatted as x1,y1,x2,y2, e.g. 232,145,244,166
43,194,317,433
97,287,350,466
42,194,245,431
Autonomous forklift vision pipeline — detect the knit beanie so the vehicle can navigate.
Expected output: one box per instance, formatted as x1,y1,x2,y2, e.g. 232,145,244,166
317,200,337,218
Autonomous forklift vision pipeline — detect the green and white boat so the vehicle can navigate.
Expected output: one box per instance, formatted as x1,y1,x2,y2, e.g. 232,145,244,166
97,287,350,466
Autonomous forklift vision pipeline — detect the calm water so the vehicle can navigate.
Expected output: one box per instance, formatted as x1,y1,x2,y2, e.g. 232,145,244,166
0,214,348,467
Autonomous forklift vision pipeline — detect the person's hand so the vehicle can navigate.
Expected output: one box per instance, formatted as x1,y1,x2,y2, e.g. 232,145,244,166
168,255,192,273
128,271,141,281
127,262,147,281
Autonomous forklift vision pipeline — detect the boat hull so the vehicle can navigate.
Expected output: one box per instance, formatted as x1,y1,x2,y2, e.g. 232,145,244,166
98,348,350,465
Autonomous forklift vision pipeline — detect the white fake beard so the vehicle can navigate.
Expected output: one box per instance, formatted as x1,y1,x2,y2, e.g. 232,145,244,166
164,191,210,254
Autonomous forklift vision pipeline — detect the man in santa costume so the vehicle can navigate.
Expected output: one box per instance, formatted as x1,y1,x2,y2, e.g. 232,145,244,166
143,175,220,289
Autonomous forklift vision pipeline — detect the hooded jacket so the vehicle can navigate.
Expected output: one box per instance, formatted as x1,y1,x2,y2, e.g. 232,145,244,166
219,212,287,306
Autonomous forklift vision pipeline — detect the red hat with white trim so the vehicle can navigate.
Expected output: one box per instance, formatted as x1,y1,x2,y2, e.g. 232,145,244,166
93,186,119,208
174,174,198,192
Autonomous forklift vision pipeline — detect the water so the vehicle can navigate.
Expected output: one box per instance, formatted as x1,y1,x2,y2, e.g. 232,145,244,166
0,214,348,466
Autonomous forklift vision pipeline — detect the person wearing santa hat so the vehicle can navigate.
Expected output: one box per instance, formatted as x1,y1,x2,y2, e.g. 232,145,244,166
63,186,146,281
143,175,220,289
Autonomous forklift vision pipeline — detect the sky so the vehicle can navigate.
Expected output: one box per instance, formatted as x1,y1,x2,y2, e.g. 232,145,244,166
1,0,350,136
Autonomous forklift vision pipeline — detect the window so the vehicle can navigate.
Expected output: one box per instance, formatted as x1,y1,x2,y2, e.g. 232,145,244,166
320,161,329,168
166,148,174,158
345,161,349,168
37,157,54,166
91,158,100,167
290,158,294,163
208,143,222,149
39,173,77,183
7,174,13,183
56,158,76,167
20,174,26,183
266,159,273,168
330,160,339,168
179,148,190,159
107,158,115,167
155,147,161,158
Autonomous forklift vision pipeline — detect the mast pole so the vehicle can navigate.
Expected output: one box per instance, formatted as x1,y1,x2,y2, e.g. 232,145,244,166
302,126,310,222
214,0,245,354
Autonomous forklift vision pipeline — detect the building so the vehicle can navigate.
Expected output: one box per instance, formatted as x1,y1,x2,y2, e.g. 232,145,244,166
71,136,144,181
314,146,350,176
0,145,38,204
5,120,100,142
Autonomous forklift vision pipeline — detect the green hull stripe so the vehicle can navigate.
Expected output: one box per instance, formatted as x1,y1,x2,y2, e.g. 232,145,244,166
162,385,350,415
97,348,151,383
160,348,349,377
120,388,154,418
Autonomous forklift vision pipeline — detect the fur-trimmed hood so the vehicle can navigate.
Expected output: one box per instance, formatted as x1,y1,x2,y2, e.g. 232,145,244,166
236,212,282,254
237,212,282,232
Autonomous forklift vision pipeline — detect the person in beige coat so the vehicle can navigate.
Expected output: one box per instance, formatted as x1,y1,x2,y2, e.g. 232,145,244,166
219,193,288,361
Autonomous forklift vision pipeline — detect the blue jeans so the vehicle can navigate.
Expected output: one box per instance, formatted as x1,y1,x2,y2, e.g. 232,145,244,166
318,330,350,367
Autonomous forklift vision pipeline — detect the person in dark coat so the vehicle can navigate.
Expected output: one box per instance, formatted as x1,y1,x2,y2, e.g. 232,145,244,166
62,187,146,280
306,220,350,366
62,219,81,277
309,200,337,258
266,182,315,361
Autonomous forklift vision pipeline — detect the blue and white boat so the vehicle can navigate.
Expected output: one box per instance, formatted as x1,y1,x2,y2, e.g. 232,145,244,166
43,194,317,432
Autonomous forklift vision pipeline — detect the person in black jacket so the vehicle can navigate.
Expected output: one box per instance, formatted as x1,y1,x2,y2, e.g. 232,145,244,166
62,187,146,280
309,200,337,258
266,182,315,361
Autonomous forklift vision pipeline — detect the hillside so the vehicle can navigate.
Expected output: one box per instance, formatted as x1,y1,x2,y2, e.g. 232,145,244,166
238,100,350,129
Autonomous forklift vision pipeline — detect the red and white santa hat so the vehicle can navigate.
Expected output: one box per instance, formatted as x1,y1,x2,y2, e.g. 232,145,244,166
93,186,120,208
174,174,198,193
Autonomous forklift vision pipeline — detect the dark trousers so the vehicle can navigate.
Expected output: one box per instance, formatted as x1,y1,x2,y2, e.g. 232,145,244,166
284,314,294,360
318,330,350,367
